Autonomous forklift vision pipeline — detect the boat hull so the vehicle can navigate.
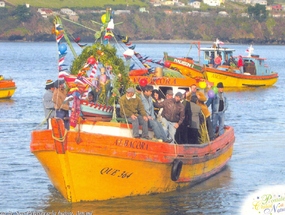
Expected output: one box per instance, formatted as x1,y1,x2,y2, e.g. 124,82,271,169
0,80,16,99
164,55,204,79
30,120,235,202
205,68,278,88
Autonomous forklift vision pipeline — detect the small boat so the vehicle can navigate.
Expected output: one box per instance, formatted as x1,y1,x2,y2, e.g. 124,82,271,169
80,100,113,122
0,76,17,99
30,12,235,203
201,44,278,88
163,41,278,88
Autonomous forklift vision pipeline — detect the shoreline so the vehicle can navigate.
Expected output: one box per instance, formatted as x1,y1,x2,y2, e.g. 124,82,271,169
133,40,214,44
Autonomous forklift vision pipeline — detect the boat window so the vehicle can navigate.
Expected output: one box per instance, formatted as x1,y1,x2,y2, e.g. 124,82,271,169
158,87,172,99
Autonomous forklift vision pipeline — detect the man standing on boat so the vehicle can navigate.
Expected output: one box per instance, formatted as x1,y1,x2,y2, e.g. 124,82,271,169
43,80,55,129
119,87,150,139
52,79,72,130
237,55,244,73
206,82,228,137
214,54,222,68
154,92,185,143
140,85,172,143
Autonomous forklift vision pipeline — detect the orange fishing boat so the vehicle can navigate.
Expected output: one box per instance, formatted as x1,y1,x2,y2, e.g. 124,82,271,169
30,11,235,203
31,117,235,202
0,76,17,99
30,74,235,202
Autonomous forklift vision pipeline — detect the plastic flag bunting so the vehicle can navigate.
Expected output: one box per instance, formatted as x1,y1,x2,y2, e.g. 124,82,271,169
73,36,87,48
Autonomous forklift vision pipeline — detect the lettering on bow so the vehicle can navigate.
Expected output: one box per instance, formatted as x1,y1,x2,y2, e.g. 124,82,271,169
115,139,149,150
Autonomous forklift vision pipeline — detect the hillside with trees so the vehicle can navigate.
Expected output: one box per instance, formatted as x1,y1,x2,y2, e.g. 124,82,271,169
1,2,285,44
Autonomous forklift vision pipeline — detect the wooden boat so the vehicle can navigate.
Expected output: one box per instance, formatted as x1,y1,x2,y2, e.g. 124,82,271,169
31,73,235,202
0,76,17,99
80,100,113,122
201,45,278,88
30,12,235,203
163,53,204,79
31,118,235,202
163,41,278,88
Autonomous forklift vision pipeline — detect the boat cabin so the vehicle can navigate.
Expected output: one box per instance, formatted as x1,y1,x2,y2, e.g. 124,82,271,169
238,55,271,76
200,46,235,66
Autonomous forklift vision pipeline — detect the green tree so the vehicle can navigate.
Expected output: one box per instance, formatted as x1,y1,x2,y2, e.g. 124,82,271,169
13,5,32,22
248,4,267,22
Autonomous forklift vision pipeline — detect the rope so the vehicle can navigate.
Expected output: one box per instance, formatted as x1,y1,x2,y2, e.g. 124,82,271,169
52,129,68,142
120,102,133,137
35,109,54,129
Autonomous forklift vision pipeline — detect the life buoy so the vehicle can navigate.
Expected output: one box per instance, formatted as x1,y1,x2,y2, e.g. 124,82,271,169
171,159,183,181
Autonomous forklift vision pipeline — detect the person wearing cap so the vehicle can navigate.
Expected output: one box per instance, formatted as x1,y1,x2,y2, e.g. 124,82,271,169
206,82,228,137
119,87,150,139
43,80,55,129
237,55,244,73
140,85,172,143
165,89,173,100
154,91,185,143
52,79,72,130
196,91,214,142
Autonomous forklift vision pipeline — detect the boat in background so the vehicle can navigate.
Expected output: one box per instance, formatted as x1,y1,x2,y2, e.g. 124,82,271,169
201,44,278,88
30,11,235,203
163,41,278,88
0,75,17,99
163,53,204,79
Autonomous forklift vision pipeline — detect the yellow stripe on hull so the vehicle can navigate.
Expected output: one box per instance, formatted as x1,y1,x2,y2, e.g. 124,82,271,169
205,71,278,88
168,63,204,78
33,144,233,202
0,88,16,99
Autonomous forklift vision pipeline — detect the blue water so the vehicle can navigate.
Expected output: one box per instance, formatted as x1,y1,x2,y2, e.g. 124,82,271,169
0,42,284,214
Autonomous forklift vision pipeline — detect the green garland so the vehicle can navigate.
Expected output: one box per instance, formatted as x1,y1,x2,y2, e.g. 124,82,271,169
70,43,132,105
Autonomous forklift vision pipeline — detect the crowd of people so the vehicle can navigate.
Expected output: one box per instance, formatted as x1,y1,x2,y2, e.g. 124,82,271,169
119,82,228,144
42,78,228,144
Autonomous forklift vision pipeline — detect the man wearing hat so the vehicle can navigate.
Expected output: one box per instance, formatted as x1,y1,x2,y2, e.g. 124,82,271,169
52,79,72,130
119,87,149,139
154,91,185,143
206,82,228,137
165,89,173,100
43,80,55,128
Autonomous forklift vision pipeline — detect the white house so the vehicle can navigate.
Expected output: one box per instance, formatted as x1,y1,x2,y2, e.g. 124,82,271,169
189,1,201,9
0,1,5,7
153,3,162,6
114,10,131,15
139,7,149,13
218,11,229,16
60,8,77,16
163,1,175,5
203,0,221,6
251,0,267,5
37,8,54,18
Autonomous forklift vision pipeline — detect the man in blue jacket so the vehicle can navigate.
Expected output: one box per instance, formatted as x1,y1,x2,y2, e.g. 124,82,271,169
206,82,228,137
140,85,172,143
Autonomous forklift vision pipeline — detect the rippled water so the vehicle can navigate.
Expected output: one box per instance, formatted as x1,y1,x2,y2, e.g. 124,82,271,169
0,42,284,214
